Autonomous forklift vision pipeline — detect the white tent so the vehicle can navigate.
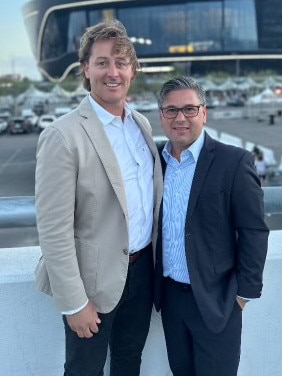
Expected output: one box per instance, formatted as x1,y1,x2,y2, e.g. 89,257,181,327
49,84,72,103
70,84,88,101
261,76,280,88
16,84,49,106
236,77,262,91
217,78,238,91
247,87,282,104
200,78,219,92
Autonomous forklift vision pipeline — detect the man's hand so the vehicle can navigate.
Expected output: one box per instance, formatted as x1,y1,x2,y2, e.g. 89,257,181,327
66,301,101,338
236,296,247,311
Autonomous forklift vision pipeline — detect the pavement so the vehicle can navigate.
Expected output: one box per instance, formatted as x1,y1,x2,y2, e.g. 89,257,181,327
207,107,282,186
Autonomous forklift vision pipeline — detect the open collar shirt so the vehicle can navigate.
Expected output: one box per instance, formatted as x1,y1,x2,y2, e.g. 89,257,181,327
162,130,204,284
89,95,154,252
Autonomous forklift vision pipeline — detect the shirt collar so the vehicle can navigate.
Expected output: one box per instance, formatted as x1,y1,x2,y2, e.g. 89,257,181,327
163,129,205,163
88,93,133,126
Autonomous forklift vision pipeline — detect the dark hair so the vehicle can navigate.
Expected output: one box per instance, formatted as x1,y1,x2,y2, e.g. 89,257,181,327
158,76,206,108
78,19,140,91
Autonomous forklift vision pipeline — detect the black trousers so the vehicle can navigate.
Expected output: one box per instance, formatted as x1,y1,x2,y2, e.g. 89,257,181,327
161,277,242,376
63,245,154,376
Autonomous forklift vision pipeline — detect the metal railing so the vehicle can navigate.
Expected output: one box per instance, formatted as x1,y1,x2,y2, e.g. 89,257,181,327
0,187,282,229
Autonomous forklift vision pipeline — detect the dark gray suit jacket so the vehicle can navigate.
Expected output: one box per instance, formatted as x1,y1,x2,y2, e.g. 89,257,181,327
154,132,269,332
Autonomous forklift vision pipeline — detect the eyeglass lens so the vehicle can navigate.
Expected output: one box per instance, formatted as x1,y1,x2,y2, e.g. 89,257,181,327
162,106,201,118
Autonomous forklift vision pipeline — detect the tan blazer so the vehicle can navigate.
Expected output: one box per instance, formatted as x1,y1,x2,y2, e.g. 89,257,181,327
35,96,163,313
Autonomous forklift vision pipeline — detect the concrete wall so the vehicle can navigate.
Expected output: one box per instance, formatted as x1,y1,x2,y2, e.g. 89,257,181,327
1,230,282,376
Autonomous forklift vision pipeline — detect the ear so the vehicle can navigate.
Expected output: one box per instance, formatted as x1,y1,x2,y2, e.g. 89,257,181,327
83,61,90,79
131,68,137,82
202,106,207,124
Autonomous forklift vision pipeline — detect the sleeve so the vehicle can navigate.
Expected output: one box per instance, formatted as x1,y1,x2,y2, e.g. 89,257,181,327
231,151,269,298
35,126,88,311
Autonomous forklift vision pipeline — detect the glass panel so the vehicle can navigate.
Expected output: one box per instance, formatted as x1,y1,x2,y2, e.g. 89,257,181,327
224,0,257,50
41,12,69,60
41,1,258,62
256,0,282,49
67,11,87,53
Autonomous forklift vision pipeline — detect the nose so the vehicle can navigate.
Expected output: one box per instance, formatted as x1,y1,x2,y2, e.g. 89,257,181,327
107,62,119,77
175,109,186,120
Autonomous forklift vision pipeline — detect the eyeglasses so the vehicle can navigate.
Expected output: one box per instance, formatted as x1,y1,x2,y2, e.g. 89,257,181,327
159,105,204,119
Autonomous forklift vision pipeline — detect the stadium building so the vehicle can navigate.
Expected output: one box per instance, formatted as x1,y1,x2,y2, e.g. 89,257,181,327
22,0,282,82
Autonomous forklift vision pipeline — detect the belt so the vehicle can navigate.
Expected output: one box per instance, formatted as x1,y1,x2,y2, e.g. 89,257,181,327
165,276,192,291
129,243,152,264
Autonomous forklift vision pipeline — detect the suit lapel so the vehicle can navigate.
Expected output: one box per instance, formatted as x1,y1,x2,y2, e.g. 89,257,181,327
131,110,157,157
132,110,164,211
186,132,215,219
78,97,128,216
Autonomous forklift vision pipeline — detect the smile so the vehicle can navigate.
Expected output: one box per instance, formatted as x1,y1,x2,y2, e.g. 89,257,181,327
105,83,121,87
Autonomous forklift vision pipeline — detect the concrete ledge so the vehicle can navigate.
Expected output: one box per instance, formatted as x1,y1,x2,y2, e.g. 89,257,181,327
1,231,282,375
0,247,171,376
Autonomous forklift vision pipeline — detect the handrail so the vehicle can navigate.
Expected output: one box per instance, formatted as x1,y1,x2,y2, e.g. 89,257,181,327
0,187,281,229
0,196,36,228
263,186,282,215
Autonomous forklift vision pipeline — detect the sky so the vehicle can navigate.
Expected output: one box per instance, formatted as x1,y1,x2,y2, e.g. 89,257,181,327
0,0,41,80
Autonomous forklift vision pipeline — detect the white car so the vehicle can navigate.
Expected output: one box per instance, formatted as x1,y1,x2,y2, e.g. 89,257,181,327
37,114,57,132
54,106,72,117
0,119,8,133
0,113,10,133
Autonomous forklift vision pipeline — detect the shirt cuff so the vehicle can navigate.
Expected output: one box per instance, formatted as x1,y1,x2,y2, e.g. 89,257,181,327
62,299,89,315
237,295,252,302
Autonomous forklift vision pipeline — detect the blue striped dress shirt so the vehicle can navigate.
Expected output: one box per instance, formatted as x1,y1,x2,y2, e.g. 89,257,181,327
162,130,205,283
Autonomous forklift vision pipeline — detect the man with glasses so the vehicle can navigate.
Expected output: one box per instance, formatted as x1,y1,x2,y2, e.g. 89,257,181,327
154,76,269,375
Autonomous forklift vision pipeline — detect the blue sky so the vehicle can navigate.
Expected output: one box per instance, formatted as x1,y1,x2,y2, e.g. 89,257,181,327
0,0,41,80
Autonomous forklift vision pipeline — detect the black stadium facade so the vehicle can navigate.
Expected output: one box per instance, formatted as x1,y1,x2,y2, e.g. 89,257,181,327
22,0,282,82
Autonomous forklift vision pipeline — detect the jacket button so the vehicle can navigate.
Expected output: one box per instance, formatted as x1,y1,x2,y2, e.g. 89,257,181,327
123,248,129,255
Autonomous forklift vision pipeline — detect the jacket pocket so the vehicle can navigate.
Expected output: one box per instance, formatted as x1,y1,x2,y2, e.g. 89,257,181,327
75,238,99,296
34,256,52,295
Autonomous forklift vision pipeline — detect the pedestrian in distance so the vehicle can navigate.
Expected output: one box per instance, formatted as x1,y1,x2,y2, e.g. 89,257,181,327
254,151,268,184
154,76,269,376
35,18,163,376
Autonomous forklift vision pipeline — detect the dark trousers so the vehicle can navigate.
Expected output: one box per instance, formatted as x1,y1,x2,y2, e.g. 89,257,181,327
161,277,242,376
63,245,154,376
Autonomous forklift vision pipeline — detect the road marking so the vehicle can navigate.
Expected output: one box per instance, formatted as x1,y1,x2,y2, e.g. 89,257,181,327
0,149,21,174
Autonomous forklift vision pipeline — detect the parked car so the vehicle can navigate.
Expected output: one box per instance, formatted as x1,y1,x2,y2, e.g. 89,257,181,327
7,117,33,134
0,110,11,133
0,119,8,134
0,115,9,134
206,97,220,108
37,114,57,132
226,97,245,107
21,108,39,129
54,106,72,117
33,102,46,116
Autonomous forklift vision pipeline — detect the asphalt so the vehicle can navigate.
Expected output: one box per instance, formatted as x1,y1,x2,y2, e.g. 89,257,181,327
207,107,282,168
